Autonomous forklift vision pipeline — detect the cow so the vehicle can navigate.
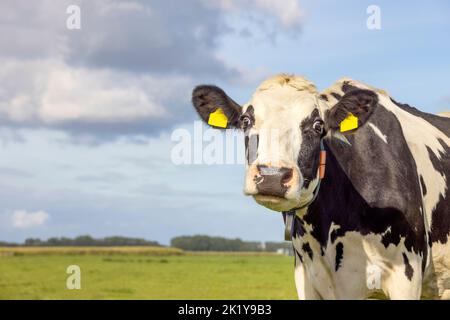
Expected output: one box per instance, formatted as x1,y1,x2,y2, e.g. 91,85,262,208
191,74,450,299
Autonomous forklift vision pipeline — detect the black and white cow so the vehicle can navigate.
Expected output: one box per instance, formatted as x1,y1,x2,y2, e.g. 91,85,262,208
191,75,450,299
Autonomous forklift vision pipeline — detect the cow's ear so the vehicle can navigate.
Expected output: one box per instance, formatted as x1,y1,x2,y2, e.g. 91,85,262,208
325,89,378,132
192,85,242,129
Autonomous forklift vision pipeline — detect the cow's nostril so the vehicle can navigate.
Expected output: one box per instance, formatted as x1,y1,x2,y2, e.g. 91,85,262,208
281,169,293,185
254,175,264,184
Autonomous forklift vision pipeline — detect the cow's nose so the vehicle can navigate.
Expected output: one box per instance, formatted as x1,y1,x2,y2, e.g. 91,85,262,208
255,165,293,197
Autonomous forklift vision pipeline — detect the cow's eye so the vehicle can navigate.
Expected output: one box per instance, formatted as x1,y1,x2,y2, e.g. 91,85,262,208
240,115,252,130
313,120,323,134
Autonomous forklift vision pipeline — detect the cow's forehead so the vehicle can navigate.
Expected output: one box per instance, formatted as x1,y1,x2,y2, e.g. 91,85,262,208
244,87,319,128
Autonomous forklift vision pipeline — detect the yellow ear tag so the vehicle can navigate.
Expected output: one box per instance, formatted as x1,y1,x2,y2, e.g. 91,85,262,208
208,108,228,128
340,113,359,132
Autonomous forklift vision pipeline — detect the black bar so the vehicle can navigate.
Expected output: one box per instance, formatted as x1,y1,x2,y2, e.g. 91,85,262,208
0,300,448,318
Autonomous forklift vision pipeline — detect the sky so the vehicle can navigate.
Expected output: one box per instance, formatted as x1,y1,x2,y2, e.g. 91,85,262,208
0,0,449,244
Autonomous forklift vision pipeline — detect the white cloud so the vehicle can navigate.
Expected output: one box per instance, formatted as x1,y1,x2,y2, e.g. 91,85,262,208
208,0,303,28
250,0,303,27
40,62,168,123
11,210,50,229
0,58,192,128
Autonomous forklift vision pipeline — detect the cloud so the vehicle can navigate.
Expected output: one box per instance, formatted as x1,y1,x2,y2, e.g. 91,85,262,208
0,58,193,139
65,1,239,77
11,210,50,229
0,0,304,142
0,0,236,77
210,0,303,29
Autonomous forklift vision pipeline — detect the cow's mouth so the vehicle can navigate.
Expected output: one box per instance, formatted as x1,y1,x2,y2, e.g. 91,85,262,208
253,194,298,212
253,194,284,204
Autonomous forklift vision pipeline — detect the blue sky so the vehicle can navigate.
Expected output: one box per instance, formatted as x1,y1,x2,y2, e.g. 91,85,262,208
0,0,449,244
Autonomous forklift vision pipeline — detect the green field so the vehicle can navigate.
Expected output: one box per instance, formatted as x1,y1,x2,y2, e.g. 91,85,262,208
0,250,297,299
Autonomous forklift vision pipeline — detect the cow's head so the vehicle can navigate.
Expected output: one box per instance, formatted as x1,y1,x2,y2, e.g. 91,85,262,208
191,75,378,212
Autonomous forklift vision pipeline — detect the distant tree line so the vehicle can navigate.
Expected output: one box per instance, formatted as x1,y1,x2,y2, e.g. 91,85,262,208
170,235,292,253
1,235,161,247
1,235,292,253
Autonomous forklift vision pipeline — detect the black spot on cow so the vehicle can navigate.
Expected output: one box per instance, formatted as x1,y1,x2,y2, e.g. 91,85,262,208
294,218,306,237
402,253,414,281
319,94,329,101
381,228,394,248
419,175,427,196
422,233,428,273
331,93,342,101
295,249,303,265
426,140,450,244
341,81,360,93
335,242,344,271
302,242,314,260
298,109,322,189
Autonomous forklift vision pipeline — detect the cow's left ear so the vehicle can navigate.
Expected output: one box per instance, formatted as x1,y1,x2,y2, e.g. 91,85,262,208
325,89,378,132
192,85,242,129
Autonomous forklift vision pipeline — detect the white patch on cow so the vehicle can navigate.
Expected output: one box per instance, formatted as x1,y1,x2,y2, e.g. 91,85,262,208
428,241,450,297
294,259,321,300
339,231,422,299
326,130,351,146
294,262,306,298
368,122,388,144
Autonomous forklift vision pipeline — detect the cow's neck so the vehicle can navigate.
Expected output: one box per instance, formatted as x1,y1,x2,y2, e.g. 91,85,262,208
294,140,359,248
294,116,426,257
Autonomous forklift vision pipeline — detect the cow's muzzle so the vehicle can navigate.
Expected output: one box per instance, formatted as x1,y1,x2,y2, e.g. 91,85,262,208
254,165,294,198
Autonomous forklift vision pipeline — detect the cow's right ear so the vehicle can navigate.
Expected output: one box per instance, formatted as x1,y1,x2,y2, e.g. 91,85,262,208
192,85,242,129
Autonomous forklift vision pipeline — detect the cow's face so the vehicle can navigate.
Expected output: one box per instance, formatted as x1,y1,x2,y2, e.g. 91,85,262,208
192,75,326,212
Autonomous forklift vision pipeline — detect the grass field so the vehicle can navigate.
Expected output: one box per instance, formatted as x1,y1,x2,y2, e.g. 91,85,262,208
0,247,297,299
